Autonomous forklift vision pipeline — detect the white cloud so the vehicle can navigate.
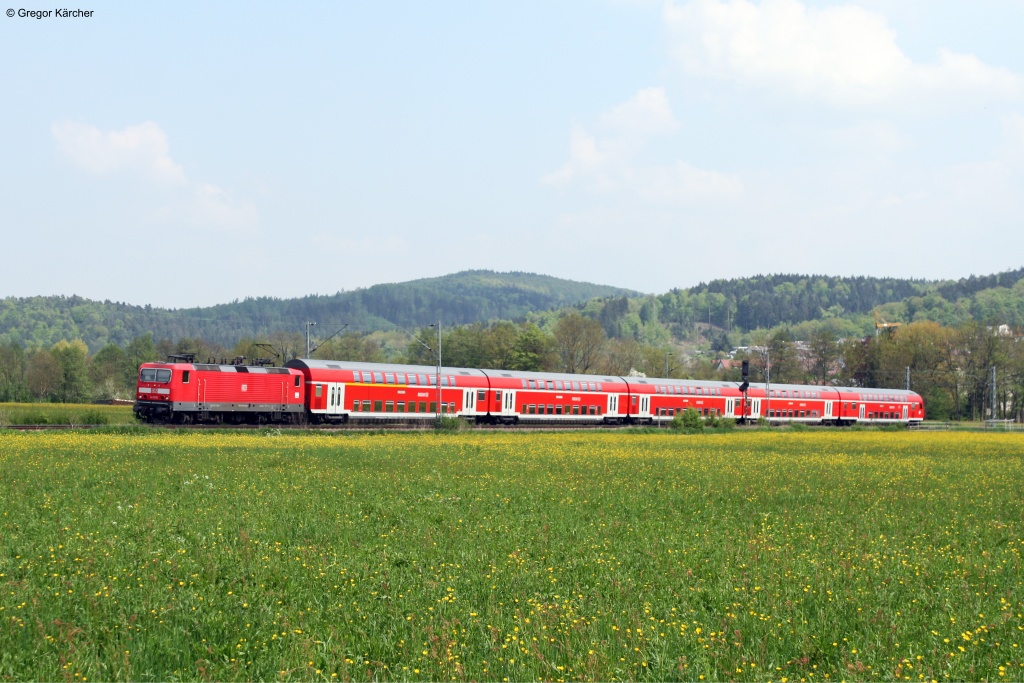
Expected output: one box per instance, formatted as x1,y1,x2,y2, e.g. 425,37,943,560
52,121,186,183
544,87,676,188
598,86,680,138
52,120,257,229
642,161,743,201
665,0,1023,106
543,87,741,202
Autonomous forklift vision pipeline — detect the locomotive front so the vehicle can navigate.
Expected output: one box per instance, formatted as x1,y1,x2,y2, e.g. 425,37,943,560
133,362,188,422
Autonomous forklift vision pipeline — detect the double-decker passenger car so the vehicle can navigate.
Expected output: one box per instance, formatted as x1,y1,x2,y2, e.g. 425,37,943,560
284,359,489,423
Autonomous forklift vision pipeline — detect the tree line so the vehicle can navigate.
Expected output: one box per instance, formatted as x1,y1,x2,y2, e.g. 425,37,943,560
3,312,1024,423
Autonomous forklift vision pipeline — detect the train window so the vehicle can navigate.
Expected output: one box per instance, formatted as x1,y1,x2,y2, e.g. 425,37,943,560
295,375,301,388
351,401,359,412
373,372,383,383
544,381,552,390
570,381,578,391
362,400,371,411
589,405,597,415
440,377,449,387
476,390,485,402
370,400,380,412
568,405,576,415
597,383,602,391
384,373,394,384
536,404,544,415
315,385,323,398
527,404,535,414
528,380,536,390
407,374,417,385
429,402,437,413
596,406,602,415
547,404,554,413
555,405,563,415
555,380,563,390
397,402,405,413
182,371,190,384
140,368,172,383
396,373,406,384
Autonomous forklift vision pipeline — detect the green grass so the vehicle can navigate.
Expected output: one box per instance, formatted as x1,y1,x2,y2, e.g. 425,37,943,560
0,431,1021,681
0,402,135,427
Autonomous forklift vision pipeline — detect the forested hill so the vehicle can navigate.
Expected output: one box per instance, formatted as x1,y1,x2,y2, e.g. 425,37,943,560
0,271,638,352
684,274,928,330
653,268,1024,335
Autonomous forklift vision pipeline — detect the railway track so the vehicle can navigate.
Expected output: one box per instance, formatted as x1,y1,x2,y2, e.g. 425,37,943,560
1,421,627,432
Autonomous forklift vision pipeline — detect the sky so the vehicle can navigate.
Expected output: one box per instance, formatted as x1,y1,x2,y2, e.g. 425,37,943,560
2,0,1023,308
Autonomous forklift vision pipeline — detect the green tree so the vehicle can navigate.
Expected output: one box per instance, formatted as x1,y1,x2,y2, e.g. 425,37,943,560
27,349,61,401
807,327,839,385
51,340,92,403
509,324,555,372
553,312,605,374
89,343,131,400
0,341,29,401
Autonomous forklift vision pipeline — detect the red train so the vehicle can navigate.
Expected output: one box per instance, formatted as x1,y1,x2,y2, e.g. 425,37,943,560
134,358,926,426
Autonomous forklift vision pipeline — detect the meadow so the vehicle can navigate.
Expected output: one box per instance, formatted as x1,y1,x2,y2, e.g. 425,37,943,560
0,430,1021,682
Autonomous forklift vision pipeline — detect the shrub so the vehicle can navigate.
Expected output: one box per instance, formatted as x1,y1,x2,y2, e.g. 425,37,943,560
788,421,808,432
435,416,464,432
715,418,736,431
672,408,704,433
76,410,109,425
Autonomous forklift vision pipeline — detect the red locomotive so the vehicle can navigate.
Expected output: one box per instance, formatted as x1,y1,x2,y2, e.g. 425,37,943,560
135,357,925,426
134,359,305,424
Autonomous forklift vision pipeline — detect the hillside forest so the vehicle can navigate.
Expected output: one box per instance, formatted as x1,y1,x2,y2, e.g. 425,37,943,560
4,269,1024,421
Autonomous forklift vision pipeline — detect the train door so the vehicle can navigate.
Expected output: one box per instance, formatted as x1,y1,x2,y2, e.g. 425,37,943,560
636,394,651,420
464,389,478,417
902,405,908,421
825,400,833,419
725,398,734,418
859,404,866,421
749,399,761,418
608,394,626,417
326,383,344,416
503,390,516,418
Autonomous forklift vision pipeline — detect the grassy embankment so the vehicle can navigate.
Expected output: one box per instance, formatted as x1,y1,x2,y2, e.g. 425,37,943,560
0,431,1021,681
0,403,135,427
